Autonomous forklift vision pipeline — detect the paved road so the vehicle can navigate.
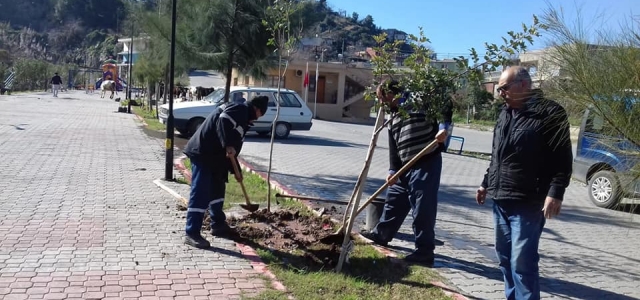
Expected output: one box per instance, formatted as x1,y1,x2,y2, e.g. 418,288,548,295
0,91,265,299
188,70,226,88
235,119,640,300
447,125,494,154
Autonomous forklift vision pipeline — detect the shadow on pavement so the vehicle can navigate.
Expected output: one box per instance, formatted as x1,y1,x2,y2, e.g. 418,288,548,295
436,254,638,300
204,244,247,260
244,134,364,148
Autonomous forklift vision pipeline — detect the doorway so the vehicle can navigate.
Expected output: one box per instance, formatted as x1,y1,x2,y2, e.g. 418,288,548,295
317,76,326,103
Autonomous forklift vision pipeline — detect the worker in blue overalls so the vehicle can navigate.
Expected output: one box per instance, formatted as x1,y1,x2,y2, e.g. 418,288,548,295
182,96,268,249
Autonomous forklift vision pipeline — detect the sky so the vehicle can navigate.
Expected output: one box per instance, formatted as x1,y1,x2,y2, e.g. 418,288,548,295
328,0,639,58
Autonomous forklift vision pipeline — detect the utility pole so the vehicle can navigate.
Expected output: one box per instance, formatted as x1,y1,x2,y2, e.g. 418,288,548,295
127,21,134,113
164,0,178,181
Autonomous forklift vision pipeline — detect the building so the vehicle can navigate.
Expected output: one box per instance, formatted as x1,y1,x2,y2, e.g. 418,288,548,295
231,60,374,122
517,44,613,85
116,36,150,82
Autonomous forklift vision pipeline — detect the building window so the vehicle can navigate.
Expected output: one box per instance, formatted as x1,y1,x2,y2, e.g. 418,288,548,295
266,75,285,88
244,75,250,85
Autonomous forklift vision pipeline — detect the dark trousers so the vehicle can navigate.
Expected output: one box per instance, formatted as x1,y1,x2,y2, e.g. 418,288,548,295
371,154,442,252
493,200,546,300
185,157,227,236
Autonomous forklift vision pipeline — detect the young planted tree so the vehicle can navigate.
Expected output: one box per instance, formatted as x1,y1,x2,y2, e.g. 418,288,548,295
540,5,640,209
262,0,304,212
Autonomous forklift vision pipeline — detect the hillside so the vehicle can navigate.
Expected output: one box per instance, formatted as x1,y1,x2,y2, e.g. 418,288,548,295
0,0,399,67
0,0,131,66
298,1,408,61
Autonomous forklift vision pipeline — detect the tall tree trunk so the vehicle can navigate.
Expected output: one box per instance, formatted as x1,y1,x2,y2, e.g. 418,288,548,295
223,49,234,103
223,0,240,103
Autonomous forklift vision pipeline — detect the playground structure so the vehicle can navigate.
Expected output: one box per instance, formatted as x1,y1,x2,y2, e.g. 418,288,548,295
94,58,127,92
67,58,128,94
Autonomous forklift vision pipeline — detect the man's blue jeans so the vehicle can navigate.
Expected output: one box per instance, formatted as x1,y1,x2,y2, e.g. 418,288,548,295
493,200,546,300
371,154,442,253
185,157,227,236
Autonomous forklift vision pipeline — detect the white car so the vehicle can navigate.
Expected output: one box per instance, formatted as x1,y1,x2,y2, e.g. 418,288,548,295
158,86,313,139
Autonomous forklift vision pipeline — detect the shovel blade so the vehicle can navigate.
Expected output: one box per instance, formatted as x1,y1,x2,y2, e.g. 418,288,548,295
240,204,260,212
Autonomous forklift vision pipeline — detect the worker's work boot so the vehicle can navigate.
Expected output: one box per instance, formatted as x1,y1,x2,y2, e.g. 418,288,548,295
211,223,233,237
404,250,434,267
184,234,211,249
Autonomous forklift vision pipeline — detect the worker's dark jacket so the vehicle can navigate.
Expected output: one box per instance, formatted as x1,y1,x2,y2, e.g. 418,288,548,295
481,90,573,202
183,102,256,180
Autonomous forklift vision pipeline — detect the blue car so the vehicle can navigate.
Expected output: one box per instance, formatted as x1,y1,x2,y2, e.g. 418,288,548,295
572,101,640,208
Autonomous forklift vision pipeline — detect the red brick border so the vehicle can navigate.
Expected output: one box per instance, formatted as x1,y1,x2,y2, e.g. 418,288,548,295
174,155,469,300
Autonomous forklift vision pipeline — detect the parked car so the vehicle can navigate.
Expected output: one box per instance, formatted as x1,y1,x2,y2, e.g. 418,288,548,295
572,102,640,208
158,86,313,139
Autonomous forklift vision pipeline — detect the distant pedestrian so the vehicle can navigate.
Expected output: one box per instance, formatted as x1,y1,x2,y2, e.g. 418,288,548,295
361,79,451,266
51,72,63,97
476,66,572,300
182,96,269,249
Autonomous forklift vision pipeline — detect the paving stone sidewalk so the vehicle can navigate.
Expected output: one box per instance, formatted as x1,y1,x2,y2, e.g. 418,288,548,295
0,91,266,300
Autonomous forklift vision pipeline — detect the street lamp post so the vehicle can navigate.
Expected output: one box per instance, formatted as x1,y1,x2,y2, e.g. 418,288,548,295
127,21,134,113
164,0,178,181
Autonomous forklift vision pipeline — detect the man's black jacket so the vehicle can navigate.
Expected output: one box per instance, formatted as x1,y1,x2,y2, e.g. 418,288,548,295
183,102,254,180
51,75,63,85
481,91,573,203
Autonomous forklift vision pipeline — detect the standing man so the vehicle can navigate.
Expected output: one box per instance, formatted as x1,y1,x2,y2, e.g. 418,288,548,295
182,96,269,249
51,72,63,97
361,80,450,266
476,66,572,300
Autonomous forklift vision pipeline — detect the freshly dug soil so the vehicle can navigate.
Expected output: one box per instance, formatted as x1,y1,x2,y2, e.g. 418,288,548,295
226,209,349,268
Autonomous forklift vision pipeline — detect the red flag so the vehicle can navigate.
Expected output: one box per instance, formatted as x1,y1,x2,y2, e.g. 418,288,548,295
303,62,309,88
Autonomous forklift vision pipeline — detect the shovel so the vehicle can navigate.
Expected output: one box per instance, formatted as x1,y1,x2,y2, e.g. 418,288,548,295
321,139,440,244
229,155,260,212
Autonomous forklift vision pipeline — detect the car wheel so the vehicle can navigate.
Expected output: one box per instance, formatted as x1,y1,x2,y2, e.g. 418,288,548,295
588,170,622,209
187,117,205,137
274,122,290,139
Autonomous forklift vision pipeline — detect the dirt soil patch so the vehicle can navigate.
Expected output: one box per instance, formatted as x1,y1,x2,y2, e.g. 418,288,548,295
226,209,350,269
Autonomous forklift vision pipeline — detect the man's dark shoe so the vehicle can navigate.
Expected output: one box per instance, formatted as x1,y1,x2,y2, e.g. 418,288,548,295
211,224,233,237
404,251,435,267
184,234,211,249
359,231,388,247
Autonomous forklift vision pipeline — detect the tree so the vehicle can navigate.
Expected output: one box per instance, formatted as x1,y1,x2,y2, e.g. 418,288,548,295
140,0,273,102
262,0,305,212
361,15,375,30
540,4,640,201
52,0,125,30
351,12,359,23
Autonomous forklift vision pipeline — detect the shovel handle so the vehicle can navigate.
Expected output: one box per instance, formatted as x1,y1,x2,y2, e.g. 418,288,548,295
229,155,250,203
354,139,440,216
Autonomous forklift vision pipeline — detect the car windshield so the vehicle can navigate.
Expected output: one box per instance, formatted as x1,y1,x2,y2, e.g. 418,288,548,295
202,89,225,103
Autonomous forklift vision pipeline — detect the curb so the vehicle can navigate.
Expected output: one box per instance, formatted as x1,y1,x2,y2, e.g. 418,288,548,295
133,112,149,127
174,156,470,300
152,178,291,297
